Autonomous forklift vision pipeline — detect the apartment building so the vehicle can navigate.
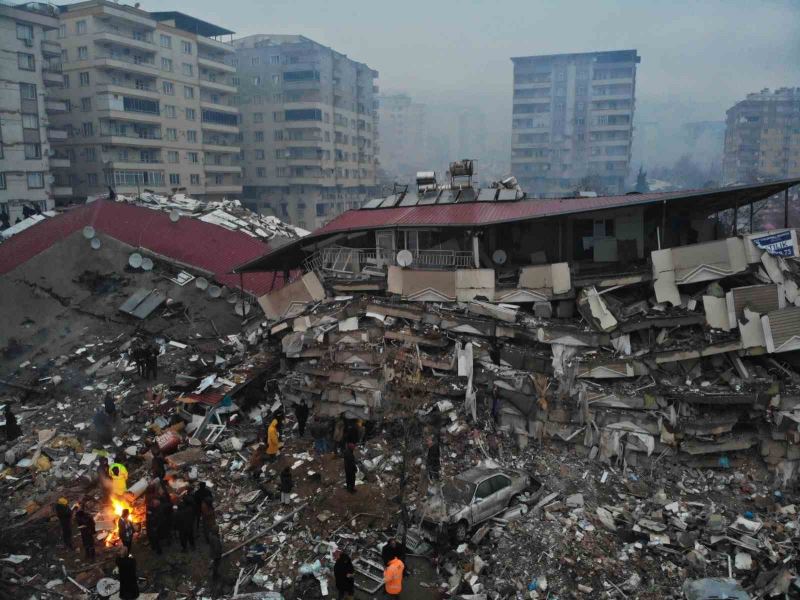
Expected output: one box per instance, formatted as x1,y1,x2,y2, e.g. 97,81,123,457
377,93,427,183
0,1,65,224
50,2,241,200
510,50,640,197
723,88,800,185
233,35,379,230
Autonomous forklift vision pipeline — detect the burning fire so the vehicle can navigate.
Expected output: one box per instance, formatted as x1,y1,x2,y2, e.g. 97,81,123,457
104,496,142,547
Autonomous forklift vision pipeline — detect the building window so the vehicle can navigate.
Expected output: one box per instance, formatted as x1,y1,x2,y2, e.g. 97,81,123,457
185,108,195,120
81,97,92,111
188,152,198,163
24,143,41,159
160,34,171,48
27,172,44,188
187,130,197,143
253,112,264,123
164,105,176,118
167,151,179,163
20,82,36,100
165,128,177,141
60,48,68,63
214,174,224,185
63,74,69,88
254,131,264,142
255,149,265,160
83,122,93,136
182,63,193,76
163,81,174,95
18,53,35,71
161,57,173,72
21,113,38,129
77,46,88,60
190,174,200,185
86,147,96,162
269,55,280,65
58,24,66,38
183,86,194,99
181,41,192,54
274,130,283,141
16,23,33,41
76,20,87,34
169,173,180,185
251,56,259,65
79,71,90,86
88,173,98,185
257,167,266,177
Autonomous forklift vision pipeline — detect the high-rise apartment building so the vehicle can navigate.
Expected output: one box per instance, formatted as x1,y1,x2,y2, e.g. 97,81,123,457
233,35,379,230
0,2,65,224
723,88,800,185
50,2,241,201
377,93,427,183
510,50,640,197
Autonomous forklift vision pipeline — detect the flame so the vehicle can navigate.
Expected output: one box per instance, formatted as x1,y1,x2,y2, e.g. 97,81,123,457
104,495,142,547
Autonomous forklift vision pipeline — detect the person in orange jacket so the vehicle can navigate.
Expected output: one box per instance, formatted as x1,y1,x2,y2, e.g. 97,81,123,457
266,415,283,461
384,555,404,597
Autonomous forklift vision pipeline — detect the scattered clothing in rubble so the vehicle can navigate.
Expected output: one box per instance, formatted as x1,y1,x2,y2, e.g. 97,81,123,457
54,497,73,549
4,404,21,441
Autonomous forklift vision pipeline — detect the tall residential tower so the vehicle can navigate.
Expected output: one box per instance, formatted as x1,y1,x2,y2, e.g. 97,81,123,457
510,50,640,197
233,35,379,230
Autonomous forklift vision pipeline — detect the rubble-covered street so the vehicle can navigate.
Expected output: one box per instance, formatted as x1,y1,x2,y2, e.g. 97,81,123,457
3,180,800,599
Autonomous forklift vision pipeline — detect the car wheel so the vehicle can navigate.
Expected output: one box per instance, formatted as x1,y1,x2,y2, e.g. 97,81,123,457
453,520,469,543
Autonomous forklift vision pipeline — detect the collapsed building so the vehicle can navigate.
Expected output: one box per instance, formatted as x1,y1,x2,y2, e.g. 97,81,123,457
237,169,800,484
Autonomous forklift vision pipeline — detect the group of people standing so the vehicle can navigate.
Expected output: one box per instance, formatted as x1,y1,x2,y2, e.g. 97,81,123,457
132,341,159,380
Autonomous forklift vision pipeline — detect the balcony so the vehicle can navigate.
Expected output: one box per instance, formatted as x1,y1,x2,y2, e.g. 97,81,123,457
41,40,60,57
94,54,159,76
94,29,155,52
198,56,235,73
100,131,163,147
96,81,160,100
203,164,241,173
43,69,63,86
202,142,240,154
50,156,70,168
200,121,238,134
205,184,242,194
107,159,163,169
47,127,68,140
197,36,235,54
200,100,238,115
52,186,73,197
199,76,236,93
45,99,68,113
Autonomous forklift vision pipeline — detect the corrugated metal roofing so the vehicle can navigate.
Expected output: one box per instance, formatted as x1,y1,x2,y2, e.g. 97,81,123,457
0,200,286,296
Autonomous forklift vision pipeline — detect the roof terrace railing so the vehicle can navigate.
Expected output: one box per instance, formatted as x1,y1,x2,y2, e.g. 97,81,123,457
304,245,474,276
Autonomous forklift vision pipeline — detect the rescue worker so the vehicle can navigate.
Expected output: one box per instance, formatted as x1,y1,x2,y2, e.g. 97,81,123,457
4,403,21,441
145,495,162,555
310,416,329,454
133,343,146,378
199,497,217,543
384,554,404,598
175,496,195,551
118,508,134,553
334,550,355,600
343,442,357,493
279,465,293,506
193,481,213,530
157,491,174,547
266,415,282,461
75,505,96,559
109,462,128,497
97,456,112,499
294,401,309,437
54,497,73,549
103,392,116,420
145,343,158,379
116,549,139,600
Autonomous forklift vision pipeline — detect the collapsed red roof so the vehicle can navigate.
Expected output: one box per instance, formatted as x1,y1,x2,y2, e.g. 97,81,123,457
0,200,285,296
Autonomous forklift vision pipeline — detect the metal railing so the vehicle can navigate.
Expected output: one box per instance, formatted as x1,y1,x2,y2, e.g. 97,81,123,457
96,28,154,45
304,245,475,275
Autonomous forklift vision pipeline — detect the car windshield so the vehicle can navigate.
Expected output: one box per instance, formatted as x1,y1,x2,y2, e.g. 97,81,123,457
442,479,476,504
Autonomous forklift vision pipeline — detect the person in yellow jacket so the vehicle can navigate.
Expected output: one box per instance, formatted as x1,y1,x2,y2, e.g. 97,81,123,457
384,555,404,597
266,415,283,461
109,463,128,497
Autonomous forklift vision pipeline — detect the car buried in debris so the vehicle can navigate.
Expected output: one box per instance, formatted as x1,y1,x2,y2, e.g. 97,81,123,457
419,465,536,542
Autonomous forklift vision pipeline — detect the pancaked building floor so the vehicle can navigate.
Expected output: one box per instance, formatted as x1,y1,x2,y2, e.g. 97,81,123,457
2,184,800,598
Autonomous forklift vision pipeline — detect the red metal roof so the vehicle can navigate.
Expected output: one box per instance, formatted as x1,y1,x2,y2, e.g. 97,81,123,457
0,200,286,296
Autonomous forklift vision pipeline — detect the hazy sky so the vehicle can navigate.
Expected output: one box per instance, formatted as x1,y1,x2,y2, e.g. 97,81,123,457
161,0,800,119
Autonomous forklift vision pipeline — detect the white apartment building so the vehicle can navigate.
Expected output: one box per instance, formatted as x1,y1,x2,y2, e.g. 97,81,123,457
0,1,65,225
50,2,241,200
511,50,640,197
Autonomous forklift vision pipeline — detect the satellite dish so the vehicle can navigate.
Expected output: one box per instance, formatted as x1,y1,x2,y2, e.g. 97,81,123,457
492,249,508,265
90,237,102,250
227,293,238,304
141,257,154,271
396,249,413,268
208,285,221,298
128,253,143,268
195,277,209,290
82,226,95,239
234,301,251,316
169,210,180,223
